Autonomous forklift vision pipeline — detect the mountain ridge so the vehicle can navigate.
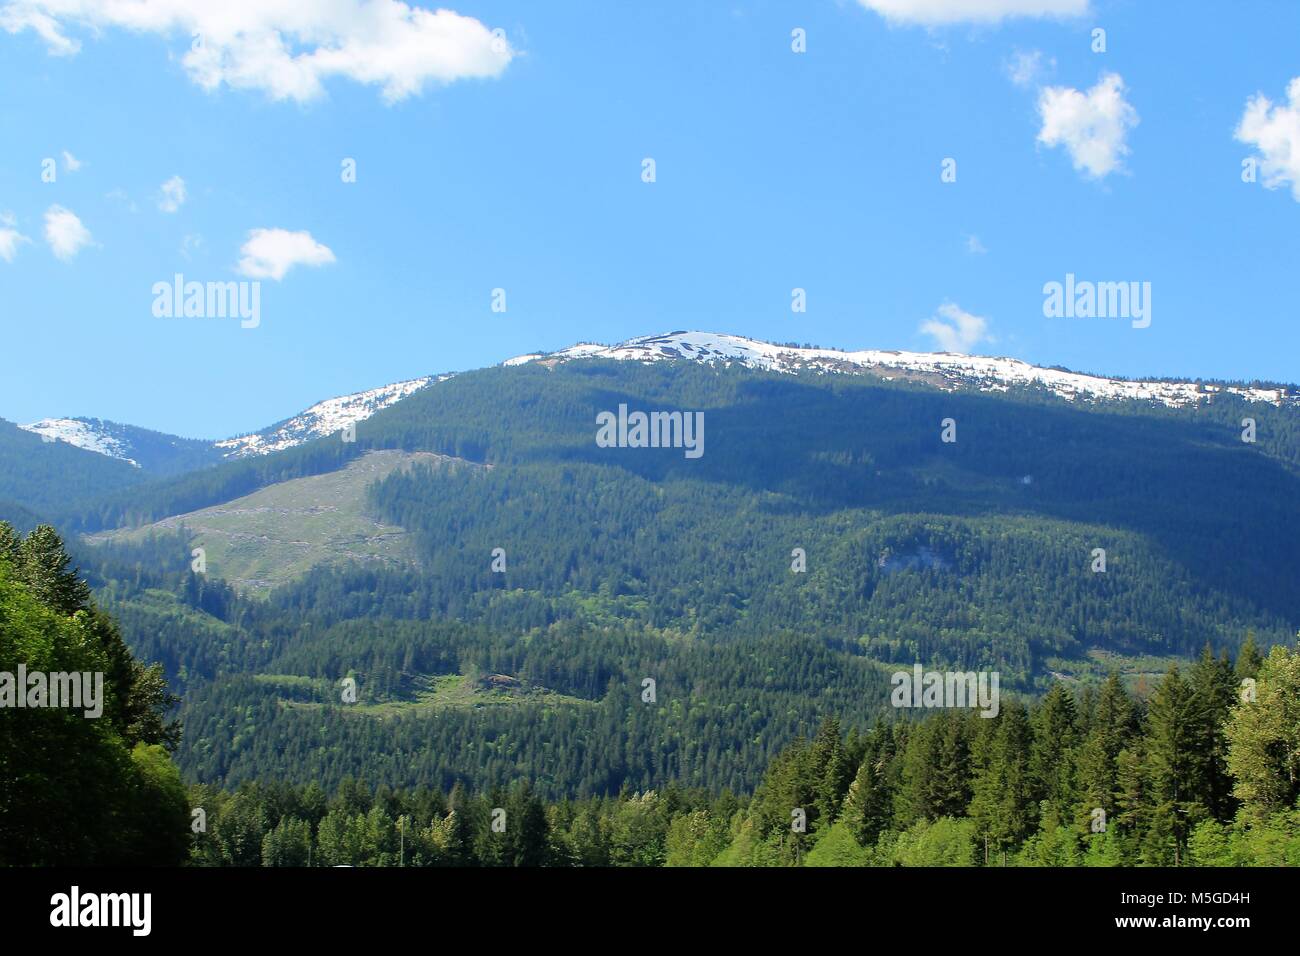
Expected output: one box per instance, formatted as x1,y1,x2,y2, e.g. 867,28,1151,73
507,331,1298,408
20,375,440,472
17,331,1299,470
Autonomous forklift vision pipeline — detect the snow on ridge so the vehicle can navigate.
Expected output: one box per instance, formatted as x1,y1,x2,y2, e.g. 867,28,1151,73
19,418,140,467
510,331,1294,409
215,376,436,458
22,334,1293,471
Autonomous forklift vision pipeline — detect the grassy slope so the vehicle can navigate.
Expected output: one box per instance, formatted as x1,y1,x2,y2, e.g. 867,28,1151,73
88,450,471,596
261,671,595,717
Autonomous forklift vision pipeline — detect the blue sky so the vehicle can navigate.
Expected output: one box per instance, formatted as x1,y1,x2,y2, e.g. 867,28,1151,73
1,0,1298,438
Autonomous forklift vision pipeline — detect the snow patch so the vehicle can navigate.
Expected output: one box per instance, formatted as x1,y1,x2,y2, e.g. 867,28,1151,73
215,376,437,458
19,418,140,466
508,331,1295,410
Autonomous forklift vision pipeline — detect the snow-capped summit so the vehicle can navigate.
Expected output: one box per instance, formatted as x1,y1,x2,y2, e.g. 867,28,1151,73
21,332,1295,474
21,376,442,472
506,331,1294,409
215,376,437,458
20,418,141,466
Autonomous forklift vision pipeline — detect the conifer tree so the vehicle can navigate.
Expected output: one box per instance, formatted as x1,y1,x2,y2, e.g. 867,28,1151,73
1235,631,1263,681
1074,672,1132,826
503,781,551,866
1029,683,1079,820
1112,742,1149,865
1188,645,1237,820
808,716,851,826
16,524,91,615
1143,666,1208,864
1226,644,1300,821
0,521,19,565
970,700,1033,865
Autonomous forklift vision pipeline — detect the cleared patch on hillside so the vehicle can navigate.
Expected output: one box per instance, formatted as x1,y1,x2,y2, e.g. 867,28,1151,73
265,670,595,717
89,450,471,597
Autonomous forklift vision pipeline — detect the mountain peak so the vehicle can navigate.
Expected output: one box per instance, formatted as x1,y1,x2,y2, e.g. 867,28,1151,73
214,376,437,458
20,376,441,471
505,330,1294,409
19,417,141,467
20,332,1295,474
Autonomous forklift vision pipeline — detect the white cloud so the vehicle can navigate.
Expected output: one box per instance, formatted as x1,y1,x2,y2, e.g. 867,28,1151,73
966,235,987,254
43,205,93,260
920,302,991,353
0,212,30,262
180,233,204,259
237,228,335,280
158,175,187,213
0,1,515,103
0,5,77,54
857,0,1087,25
1037,72,1138,179
61,149,82,171
1006,49,1052,88
1235,77,1300,201
105,188,138,213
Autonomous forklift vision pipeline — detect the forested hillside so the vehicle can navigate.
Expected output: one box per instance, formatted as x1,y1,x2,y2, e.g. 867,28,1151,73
0,417,145,518
9,521,1299,868
0,524,188,865
186,639,1300,867
5,346,1300,867
53,358,1300,799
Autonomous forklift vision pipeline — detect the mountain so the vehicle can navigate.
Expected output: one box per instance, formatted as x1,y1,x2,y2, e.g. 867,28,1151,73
9,329,1299,797
213,376,438,458
56,335,1300,798
19,417,223,474
21,332,1299,480
3,376,442,516
0,416,147,518
18,376,438,473
90,449,472,597
508,331,1298,409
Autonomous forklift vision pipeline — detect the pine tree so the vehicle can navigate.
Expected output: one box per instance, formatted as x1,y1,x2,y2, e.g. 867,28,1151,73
16,524,91,615
1188,645,1237,820
1235,631,1263,681
970,701,1032,865
503,781,551,866
1112,742,1148,865
807,716,851,828
0,521,20,565
898,711,972,824
931,711,973,819
1029,683,1079,821
838,720,896,847
1074,672,1132,826
1226,644,1300,821
1143,665,1208,864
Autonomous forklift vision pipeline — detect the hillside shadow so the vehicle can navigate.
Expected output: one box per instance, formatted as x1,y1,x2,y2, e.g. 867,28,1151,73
534,370,1300,626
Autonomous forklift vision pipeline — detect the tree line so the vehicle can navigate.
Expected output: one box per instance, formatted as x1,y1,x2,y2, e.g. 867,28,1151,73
188,637,1300,867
